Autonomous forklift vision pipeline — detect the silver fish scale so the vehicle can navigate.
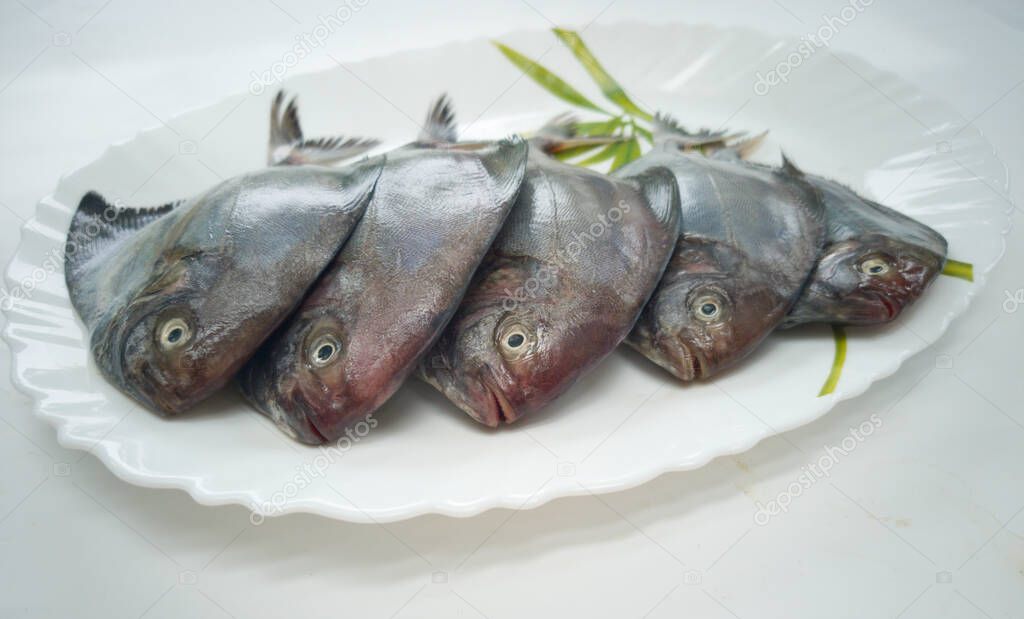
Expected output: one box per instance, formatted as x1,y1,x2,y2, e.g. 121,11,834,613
498,151,663,291
813,176,947,252
620,149,824,295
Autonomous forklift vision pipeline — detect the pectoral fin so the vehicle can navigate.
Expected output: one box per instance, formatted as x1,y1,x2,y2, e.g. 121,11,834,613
64,191,183,318
65,192,181,269
625,166,682,234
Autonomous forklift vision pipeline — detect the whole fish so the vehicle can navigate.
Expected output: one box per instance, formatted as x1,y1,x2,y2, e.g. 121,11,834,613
238,96,529,443
779,175,947,327
65,161,383,414
418,118,681,426
705,134,948,327
619,116,826,381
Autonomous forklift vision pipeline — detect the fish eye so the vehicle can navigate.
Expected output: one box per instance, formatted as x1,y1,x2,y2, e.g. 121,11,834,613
691,292,727,323
308,334,341,368
157,317,192,351
858,256,891,276
497,322,536,360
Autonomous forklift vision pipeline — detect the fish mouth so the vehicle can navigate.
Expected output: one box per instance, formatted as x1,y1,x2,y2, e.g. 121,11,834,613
107,311,166,412
674,337,704,381
849,290,902,324
479,367,518,427
877,294,899,321
296,410,330,445
285,386,340,445
655,333,702,381
240,372,331,445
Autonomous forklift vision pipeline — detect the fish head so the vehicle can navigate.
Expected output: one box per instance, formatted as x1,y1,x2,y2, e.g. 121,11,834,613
631,236,787,380
420,257,618,426
106,249,242,413
789,233,946,325
237,310,354,444
75,162,382,419
248,306,428,444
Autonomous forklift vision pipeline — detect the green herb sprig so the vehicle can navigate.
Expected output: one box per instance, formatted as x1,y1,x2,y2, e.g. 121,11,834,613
493,29,653,170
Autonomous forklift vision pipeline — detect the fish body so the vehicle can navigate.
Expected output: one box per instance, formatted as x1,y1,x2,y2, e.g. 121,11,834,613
419,142,680,426
239,98,529,443
65,161,384,414
620,144,826,380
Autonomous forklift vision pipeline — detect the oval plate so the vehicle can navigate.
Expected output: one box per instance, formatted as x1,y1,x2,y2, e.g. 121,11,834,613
3,23,1009,523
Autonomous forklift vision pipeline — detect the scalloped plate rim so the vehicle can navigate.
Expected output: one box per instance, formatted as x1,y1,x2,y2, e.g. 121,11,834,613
2,22,1011,523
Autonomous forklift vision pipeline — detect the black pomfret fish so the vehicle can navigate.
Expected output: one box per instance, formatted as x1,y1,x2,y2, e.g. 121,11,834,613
65,161,383,414
620,116,826,380
419,116,681,426
707,132,948,327
781,176,947,326
239,96,529,443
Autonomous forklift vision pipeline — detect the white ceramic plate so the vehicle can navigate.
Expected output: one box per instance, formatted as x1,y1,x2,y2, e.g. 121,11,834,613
3,23,1010,523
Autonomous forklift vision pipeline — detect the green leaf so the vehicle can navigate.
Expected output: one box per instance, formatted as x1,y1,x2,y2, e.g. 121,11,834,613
552,28,652,121
942,258,974,282
552,142,605,161
818,326,847,397
634,124,654,145
609,137,641,171
575,117,624,137
576,142,621,166
493,42,608,114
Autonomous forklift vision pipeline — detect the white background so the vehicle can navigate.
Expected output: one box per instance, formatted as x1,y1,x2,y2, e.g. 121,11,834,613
1,1,1022,617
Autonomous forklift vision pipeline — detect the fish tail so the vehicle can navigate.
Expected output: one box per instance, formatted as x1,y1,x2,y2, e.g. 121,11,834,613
268,89,379,166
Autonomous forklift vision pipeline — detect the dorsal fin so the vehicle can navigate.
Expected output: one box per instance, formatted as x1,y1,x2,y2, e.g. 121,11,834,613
64,191,181,278
779,152,805,178
269,90,379,166
418,95,458,143
651,112,685,143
